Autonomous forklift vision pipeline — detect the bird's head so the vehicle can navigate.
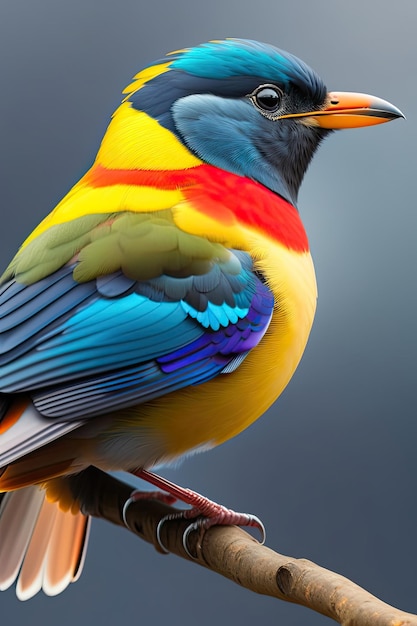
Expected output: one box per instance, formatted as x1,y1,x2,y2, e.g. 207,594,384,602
97,39,403,207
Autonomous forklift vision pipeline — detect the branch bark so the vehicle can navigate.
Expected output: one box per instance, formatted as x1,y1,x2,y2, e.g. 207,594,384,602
68,467,417,626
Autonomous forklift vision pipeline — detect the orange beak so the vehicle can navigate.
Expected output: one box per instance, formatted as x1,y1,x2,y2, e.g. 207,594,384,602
279,92,404,129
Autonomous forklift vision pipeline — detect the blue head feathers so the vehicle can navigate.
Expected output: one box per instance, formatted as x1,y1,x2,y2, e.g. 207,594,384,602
129,38,327,119
127,39,329,207
168,39,326,101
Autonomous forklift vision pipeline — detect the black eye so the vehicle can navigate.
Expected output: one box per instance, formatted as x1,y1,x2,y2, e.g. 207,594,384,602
250,85,282,114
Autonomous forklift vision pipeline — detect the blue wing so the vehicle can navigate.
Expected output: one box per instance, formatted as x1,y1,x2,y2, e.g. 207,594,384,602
0,251,274,421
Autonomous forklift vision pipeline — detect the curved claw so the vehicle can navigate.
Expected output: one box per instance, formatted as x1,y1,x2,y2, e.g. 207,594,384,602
248,514,266,545
182,521,201,558
156,513,179,554
122,492,137,530
182,513,266,559
122,488,177,535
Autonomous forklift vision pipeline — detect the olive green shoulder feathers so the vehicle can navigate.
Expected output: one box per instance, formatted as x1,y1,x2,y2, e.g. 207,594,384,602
2,211,230,285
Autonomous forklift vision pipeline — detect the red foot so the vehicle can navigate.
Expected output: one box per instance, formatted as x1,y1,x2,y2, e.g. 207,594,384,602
126,489,177,506
130,468,266,553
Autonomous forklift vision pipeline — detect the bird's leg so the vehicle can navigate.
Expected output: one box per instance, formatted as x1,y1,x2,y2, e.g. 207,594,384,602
125,468,265,556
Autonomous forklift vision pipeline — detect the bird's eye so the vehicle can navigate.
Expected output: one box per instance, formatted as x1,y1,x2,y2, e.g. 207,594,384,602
250,85,283,114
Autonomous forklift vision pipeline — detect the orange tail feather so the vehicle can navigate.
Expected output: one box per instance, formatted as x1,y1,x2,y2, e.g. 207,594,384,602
0,484,90,599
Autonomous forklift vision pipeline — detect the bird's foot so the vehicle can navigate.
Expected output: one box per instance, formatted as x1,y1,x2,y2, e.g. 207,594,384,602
157,505,265,557
130,468,265,557
122,489,177,528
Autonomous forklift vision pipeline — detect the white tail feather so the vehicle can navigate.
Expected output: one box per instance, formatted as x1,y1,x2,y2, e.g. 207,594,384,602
0,487,44,591
16,497,58,601
0,486,90,599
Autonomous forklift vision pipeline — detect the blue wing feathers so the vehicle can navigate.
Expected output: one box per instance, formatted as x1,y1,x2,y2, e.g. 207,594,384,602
0,252,274,420
33,360,223,419
96,273,136,297
0,286,95,356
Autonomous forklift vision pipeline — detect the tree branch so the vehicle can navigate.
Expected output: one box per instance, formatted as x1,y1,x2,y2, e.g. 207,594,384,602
68,467,417,626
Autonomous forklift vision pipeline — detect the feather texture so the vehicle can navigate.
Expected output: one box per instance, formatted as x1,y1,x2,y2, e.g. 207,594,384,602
0,39,322,598
1,38,397,598
0,487,89,600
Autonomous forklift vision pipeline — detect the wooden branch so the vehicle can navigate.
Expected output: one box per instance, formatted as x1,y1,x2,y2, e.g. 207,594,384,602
68,467,417,626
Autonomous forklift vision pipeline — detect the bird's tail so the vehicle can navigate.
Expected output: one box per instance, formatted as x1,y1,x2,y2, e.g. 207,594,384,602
0,484,90,600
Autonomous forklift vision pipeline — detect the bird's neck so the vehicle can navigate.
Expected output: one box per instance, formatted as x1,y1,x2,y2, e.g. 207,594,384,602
92,101,309,251
251,122,329,206
23,102,309,253
83,163,309,252
95,102,202,171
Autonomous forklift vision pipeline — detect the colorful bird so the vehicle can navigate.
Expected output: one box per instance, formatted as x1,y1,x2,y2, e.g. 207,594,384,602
0,39,402,599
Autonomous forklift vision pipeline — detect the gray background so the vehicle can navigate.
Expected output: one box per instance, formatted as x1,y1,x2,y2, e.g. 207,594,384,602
0,1,415,624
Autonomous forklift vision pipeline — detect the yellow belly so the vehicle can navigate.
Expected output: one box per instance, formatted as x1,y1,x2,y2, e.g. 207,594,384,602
96,238,317,468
